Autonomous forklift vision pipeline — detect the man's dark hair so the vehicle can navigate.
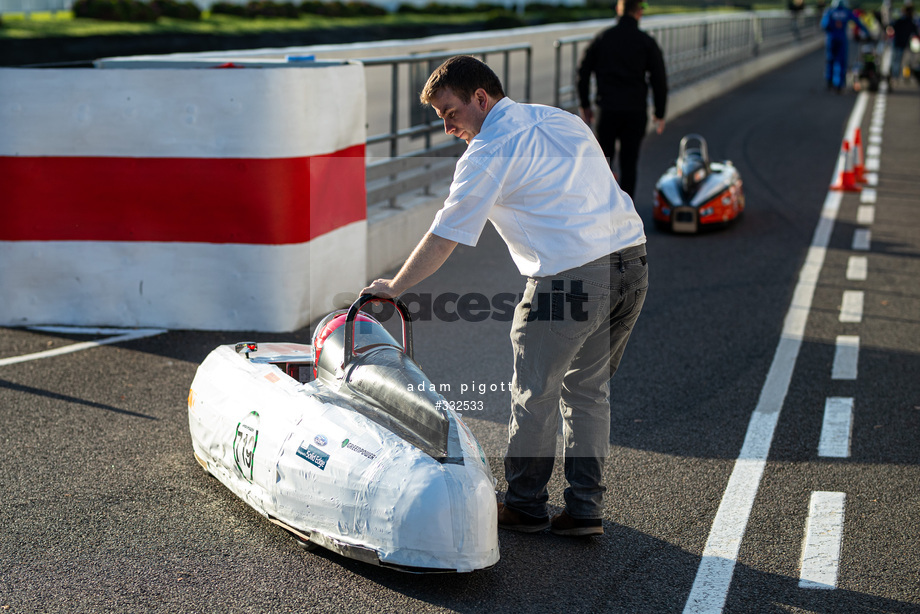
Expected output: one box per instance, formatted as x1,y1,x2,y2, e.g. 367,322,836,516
420,55,505,105
621,0,645,15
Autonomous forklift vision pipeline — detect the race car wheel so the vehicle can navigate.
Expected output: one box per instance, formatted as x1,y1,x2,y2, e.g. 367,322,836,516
293,535,319,551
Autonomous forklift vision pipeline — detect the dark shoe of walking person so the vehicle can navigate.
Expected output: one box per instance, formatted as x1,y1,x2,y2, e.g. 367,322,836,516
497,502,551,533
550,509,604,536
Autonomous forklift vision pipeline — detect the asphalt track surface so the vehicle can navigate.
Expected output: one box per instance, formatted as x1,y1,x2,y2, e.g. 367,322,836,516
2,48,918,613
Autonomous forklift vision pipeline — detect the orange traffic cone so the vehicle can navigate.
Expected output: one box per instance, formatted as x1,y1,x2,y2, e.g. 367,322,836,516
853,128,866,183
831,140,862,192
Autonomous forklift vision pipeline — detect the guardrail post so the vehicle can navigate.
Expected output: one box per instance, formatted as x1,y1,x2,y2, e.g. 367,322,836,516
389,63,400,207
553,41,562,109
525,46,532,103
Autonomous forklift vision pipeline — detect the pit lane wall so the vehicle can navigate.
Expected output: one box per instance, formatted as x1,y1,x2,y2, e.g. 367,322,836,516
0,61,366,332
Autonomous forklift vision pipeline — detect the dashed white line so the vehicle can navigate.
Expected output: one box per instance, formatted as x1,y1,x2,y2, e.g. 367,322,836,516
846,255,868,280
682,90,868,614
818,397,854,458
840,291,864,323
852,229,871,251
831,336,860,380
859,188,877,203
864,172,878,186
0,328,167,367
683,192,844,614
857,205,876,225
799,491,847,589
866,145,882,157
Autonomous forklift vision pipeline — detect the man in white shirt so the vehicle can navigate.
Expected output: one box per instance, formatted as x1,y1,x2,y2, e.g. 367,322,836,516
362,55,648,537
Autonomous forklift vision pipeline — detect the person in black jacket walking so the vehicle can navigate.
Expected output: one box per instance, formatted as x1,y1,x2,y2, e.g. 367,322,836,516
889,2,918,82
577,0,668,200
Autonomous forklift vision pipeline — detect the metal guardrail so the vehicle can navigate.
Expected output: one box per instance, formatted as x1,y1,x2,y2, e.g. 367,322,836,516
364,12,820,210
361,44,533,208
553,10,822,110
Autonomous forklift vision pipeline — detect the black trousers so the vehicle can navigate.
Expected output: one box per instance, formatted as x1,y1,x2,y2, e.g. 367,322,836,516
595,108,648,201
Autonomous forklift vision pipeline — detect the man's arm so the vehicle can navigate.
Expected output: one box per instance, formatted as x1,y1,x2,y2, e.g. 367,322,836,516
576,37,599,124
649,40,668,133
361,232,458,298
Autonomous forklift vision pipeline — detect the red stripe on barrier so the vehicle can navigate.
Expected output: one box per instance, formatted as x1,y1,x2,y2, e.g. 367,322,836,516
1,144,366,244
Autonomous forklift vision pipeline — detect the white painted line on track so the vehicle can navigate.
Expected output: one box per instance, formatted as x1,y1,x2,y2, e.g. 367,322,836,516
846,255,868,281
0,328,167,367
29,326,151,335
859,188,877,203
869,134,882,145
818,397,854,457
682,90,869,614
682,195,841,614
865,157,880,172
852,229,871,251
799,491,847,589
831,336,860,380
865,172,878,186
857,205,876,225
866,145,882,157
840,291,864,323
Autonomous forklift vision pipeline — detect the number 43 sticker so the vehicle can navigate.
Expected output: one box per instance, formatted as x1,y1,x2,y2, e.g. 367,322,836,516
233,411,260,482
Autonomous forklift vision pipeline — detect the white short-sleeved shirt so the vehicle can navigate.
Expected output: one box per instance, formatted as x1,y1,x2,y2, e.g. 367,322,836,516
428,97,646,277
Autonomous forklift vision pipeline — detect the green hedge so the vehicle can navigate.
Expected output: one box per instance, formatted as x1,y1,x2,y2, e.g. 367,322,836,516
154,0,203,18
208,0,389,17
299,1,388,16
73,0,202,20
67,0,600,24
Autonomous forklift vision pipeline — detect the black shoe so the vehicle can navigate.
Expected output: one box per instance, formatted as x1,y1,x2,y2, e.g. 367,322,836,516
550,510,604,536
497,502,550,533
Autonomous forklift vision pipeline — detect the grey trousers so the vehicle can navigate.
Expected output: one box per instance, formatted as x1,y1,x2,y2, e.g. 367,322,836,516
503,244,648,519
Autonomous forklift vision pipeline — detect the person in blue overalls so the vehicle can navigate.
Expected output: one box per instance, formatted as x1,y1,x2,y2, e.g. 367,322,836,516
822,0,871,91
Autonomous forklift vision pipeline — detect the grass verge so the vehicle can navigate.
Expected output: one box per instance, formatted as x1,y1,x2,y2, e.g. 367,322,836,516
0,5,758,39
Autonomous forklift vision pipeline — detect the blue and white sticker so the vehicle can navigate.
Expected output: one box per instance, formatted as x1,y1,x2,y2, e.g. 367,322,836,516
297,443,329,470
313,434,328,447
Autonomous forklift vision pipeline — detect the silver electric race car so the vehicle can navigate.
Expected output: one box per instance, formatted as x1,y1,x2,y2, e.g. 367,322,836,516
188,296,499,573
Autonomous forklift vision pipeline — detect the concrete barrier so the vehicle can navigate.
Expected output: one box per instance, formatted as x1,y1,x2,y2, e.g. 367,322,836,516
0,60,366,331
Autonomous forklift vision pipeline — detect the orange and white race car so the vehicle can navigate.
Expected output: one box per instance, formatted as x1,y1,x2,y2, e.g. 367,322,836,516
653,134,745,234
